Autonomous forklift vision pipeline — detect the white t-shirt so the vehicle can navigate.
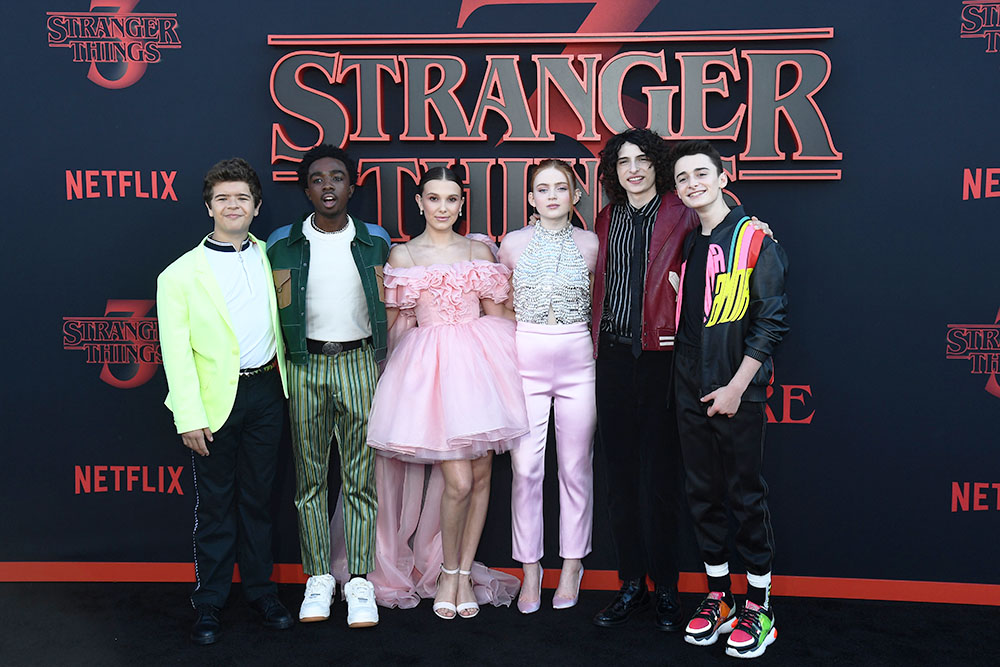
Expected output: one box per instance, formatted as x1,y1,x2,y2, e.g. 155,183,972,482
302,214,372,342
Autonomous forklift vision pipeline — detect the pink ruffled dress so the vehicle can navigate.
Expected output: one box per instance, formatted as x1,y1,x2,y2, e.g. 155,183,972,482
339,259,524,608
366,260,528,462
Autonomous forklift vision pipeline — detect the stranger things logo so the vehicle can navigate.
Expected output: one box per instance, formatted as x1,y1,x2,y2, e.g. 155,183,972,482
63,299,161,389
961,1,1000,53
46,1,181,89
266,1,841,241
946,307,1000,398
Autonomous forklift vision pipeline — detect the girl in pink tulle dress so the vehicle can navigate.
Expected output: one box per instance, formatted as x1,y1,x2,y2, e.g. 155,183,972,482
364,167,527,618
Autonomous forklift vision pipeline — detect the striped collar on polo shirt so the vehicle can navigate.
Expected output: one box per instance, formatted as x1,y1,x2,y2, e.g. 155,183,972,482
204,235,252,252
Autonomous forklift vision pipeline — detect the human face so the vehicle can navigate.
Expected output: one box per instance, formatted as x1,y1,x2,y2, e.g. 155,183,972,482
673,153,728,212
415,179,464,232
527,166,579,227
615,141,656,206
205,180,260,244
304,156,354,221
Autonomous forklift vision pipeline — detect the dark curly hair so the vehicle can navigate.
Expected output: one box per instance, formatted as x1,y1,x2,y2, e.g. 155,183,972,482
202,158,262,206
297,144,357,188
597,128,673,205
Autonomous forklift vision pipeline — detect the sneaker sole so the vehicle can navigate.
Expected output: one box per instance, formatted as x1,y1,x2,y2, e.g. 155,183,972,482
725,626,777,659
348,620,378,628
299,615,330,623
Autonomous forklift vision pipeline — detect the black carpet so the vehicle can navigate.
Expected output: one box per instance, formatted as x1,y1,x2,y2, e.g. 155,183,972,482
0,583,991,665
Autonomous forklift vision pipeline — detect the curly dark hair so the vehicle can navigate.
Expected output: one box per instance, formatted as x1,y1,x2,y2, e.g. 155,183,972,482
297,144,357,188
597,128,673,205
202,158,263,206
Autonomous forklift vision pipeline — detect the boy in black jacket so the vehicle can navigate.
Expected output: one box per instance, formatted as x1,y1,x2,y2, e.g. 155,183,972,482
670,141,789,659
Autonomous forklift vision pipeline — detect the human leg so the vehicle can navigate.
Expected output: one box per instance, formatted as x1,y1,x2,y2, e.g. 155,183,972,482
592,339,650,626
436,459,474,618
330,346,379,576
511,325,555,610
233,371,284,603
550,326,595,606
287,357,338,622
288,356,336,576
456,454,493,618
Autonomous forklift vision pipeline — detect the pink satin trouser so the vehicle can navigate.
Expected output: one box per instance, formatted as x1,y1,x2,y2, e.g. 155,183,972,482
511,322,596,563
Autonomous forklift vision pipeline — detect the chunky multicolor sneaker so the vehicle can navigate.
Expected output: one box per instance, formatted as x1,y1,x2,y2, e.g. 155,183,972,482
684,591,736,646
725,601,777,658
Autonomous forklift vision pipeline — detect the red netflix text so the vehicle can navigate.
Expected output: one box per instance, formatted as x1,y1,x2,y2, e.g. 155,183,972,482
65,170,177,201
961,168,1000,200
74,465,183,495
951,481,1000,511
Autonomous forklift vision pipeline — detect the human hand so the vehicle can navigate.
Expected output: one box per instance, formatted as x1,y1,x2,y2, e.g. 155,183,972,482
701,384,742,417
181,427,213,456
750,216,775,242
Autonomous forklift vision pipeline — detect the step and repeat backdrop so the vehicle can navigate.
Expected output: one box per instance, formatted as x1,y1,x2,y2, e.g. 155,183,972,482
3,1,997,600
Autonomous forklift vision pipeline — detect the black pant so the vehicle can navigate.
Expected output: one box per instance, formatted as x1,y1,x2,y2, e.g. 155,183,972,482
190,369,284,608
674,350,774,576
595,338,682,586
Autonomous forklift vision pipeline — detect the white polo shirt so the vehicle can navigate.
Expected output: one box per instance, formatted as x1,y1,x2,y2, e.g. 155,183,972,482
203,236,276,369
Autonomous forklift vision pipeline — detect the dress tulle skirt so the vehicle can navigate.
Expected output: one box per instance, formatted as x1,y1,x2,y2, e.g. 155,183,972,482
367,315,528,463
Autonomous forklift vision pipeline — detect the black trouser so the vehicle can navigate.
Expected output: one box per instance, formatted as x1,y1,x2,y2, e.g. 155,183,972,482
674,349,774,577
595,337,682,587
190,369,284,608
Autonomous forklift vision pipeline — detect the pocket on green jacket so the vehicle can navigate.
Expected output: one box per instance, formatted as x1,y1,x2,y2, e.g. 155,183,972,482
273,269,292,309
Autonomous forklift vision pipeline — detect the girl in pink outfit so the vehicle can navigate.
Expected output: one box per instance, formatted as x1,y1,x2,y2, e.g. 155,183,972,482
498,160,599,613
366,167,527,619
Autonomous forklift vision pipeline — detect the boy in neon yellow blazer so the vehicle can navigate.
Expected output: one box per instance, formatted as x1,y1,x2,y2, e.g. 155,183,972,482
157,158,292,645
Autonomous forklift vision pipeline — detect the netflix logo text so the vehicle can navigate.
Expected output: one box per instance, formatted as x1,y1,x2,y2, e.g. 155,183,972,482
65,170,177,201
74,465,184,495
951,481,1000,511
961,168,1000,200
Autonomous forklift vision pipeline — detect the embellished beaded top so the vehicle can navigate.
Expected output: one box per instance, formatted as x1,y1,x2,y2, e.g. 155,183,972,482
511,224,591,325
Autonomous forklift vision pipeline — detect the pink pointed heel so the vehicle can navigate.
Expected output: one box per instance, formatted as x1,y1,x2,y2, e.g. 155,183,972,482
552,567,584,610
517,566,544,614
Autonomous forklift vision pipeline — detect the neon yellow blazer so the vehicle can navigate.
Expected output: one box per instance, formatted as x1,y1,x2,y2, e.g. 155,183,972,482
156,233,288,434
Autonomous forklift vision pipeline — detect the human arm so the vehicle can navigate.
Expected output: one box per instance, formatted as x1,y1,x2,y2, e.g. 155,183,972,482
472,240,513,318
384,244,415,331
156,269,212,452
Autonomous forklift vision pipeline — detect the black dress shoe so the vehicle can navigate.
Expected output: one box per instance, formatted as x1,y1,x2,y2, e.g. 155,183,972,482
654,586,684,632
592,578,651,627
190,604,221,645
250,593,294,630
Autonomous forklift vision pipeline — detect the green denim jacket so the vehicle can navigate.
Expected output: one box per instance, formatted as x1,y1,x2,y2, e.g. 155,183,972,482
266,215,390,364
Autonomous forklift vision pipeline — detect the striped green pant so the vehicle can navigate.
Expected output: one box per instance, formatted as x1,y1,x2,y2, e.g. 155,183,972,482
287,346,378,576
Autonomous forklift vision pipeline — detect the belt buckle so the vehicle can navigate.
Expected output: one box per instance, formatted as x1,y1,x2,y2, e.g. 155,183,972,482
321,341,343,355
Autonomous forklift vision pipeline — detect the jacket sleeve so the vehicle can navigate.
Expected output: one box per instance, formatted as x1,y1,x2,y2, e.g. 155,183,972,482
156,269,210,434
744,239,789,361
